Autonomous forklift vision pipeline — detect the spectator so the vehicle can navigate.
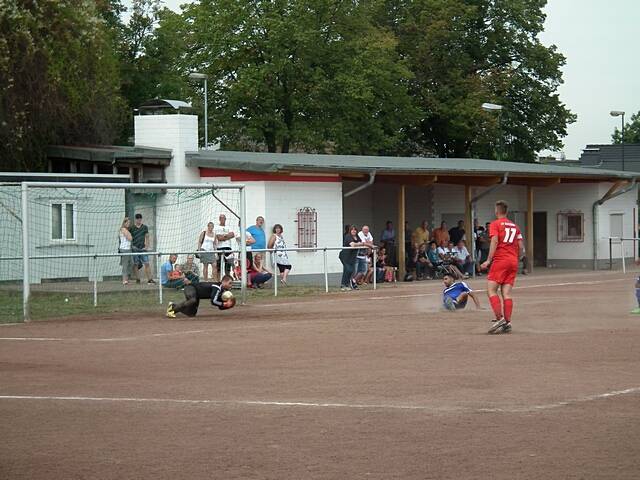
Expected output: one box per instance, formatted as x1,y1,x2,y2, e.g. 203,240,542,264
215,214,235,276
268,224,292,286
439,241,465,279
129,213,155,284
404,221,412,263
380,221,396,265
412,220,429,249
449,220,466,245
415,243,434,280
432,221,450,247
339,225,362,290
427,241,441,269
355,225,374,285
476,225,490,273
452,240,474,278
248,253,272,288
247,216,266,252
180,254,201,283
367,245,395,283
197,222,217,281
118,217,133,285
161,254,191,289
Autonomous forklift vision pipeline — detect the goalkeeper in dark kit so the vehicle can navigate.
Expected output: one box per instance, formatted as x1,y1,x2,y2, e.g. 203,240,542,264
166,275,235,318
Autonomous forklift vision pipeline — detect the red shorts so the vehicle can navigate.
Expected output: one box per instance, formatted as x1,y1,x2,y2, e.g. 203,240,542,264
487,260,518,286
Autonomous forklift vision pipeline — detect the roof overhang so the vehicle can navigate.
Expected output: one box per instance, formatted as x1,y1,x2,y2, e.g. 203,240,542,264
47,145,172,166
186,151,637,185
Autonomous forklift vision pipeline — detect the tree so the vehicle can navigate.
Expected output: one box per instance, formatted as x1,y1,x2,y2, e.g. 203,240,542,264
180,0,419,153
380,0,575,161
612,112,640,144
0,0,126,171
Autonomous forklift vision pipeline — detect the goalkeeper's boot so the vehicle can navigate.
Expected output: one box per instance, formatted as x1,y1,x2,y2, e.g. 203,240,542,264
630,307,640,315
488,318,507,334
166,302,176,318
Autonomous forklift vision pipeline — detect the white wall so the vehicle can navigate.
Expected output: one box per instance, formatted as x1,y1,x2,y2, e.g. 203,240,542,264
265,180,343,275
134,114,200,184
595,183,637,261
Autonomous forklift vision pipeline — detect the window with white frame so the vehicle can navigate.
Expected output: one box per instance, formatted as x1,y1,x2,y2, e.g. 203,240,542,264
557,211,584,242
295,207,317,248
51,202,76,241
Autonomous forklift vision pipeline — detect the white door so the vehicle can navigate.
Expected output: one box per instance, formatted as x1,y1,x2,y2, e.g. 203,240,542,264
610,213,624,241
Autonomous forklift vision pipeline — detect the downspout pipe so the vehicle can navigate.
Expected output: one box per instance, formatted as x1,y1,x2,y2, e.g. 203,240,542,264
343,170,376,198
469,173,509,270
592,178,637,270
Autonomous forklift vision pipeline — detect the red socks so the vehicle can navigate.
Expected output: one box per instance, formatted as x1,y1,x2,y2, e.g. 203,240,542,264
503,299,513,322
489,295,502,320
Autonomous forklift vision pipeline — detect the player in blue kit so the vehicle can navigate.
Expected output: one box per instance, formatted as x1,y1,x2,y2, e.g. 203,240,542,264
442,273,481,311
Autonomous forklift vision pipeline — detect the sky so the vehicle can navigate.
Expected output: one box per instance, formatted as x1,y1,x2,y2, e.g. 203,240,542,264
129,0,640,160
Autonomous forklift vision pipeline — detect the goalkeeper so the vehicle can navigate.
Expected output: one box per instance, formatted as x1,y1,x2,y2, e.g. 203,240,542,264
167,275,235,318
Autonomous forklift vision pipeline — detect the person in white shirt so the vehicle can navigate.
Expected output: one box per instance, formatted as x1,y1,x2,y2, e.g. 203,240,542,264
438,240,465,279
118,217,133,285
452,240,474,278
354,225,374,284
214,213,235,276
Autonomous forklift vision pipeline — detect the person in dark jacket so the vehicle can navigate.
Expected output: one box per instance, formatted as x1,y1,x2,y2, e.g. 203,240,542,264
339,225,363,291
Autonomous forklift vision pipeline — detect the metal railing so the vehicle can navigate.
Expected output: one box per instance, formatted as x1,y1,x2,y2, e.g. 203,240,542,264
3,245,381,318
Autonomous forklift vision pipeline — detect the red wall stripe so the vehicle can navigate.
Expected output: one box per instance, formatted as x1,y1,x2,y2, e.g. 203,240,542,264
199,168,341,182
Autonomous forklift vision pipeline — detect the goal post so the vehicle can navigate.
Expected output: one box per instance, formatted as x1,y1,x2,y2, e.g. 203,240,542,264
10,182,246,322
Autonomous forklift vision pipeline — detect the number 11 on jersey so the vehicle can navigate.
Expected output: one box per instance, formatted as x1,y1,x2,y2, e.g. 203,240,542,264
503,227,517,244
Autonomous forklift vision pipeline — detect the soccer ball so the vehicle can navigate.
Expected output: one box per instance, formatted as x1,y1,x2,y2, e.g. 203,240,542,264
221,291,234,301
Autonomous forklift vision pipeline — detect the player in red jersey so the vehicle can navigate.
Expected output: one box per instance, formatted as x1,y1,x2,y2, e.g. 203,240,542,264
480,200,524,334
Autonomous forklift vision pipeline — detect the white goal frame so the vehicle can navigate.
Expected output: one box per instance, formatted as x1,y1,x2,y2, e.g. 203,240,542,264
20,182,247,321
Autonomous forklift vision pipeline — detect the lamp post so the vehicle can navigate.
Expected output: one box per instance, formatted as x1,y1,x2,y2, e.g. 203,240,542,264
482,102,504,161
610,110,625,171
189,72,208,149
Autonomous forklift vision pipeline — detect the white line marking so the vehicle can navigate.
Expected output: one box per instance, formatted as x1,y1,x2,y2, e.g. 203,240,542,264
1,387,638,413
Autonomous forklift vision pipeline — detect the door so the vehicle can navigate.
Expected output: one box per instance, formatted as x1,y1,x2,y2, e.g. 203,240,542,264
533,212,547,267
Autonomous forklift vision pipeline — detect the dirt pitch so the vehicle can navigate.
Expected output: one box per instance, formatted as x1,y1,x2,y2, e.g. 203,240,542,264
1,270,640,479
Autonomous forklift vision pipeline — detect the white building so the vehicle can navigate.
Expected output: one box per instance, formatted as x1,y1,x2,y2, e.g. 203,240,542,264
3,110,637,285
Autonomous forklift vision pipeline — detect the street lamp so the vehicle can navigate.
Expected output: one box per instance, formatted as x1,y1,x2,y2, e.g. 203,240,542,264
482,103,504,161
610,110,625,171
189,72,209,149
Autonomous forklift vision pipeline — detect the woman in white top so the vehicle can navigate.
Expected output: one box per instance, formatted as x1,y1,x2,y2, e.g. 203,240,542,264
197,222,217,281
119,217,133,285
267,224,292,285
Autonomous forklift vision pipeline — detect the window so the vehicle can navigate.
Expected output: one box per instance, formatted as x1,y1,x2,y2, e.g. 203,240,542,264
296,207,317,248
51,203,76,241
610,213,624,240
557,211,584,242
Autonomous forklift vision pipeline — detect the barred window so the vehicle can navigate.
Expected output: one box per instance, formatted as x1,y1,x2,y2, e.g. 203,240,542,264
557,211,583,242
296,207,317,248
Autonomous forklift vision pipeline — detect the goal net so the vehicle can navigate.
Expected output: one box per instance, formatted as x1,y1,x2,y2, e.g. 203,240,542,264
0,182,245,322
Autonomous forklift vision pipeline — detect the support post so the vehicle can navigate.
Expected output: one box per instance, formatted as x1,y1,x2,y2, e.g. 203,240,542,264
609,237,613,270
526,186,534,274
622,239,626,274
273,251,278,297
373,247,379,289
157,253,163,304
93,255,98,307
397,185,406,280
464,185,473,277
323,248,329,293
239,187,247,305
21,183,30,322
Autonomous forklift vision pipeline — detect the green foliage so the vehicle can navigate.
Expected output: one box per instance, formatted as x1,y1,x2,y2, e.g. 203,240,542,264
612,112,640,144
0,0,126,171
181,0,419,153
381,0,575,161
